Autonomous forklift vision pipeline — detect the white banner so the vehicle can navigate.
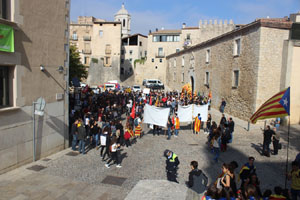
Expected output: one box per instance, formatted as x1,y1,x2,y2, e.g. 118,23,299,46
193,104,208,122
178,104,208,122
143,104,170,127
178,105,193,122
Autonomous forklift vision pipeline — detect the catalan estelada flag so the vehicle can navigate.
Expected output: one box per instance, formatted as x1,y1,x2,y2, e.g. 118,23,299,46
250,87,290,124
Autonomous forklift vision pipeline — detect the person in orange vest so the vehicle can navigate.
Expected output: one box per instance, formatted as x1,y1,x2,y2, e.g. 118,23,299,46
194,113,201,134
172,113,180,137
135,123,142,138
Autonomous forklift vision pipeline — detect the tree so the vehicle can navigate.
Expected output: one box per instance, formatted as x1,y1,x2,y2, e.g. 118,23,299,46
69,45,87,84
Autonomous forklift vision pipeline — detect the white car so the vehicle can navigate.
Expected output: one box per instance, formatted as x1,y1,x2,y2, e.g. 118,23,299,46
132,85,141,92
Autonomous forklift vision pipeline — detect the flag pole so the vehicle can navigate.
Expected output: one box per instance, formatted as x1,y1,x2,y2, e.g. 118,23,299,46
284,116,290,189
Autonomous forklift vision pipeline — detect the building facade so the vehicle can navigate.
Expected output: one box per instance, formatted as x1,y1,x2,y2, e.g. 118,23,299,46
70,16,122,85
166,14,300,124
0,0,70,173
120,34,148,81
134,20,235,85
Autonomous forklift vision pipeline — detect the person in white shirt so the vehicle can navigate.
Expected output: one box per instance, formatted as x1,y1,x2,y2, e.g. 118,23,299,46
105,137,122,168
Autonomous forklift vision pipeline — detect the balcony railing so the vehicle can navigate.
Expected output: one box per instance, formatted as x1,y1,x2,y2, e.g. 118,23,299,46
155,52,165,58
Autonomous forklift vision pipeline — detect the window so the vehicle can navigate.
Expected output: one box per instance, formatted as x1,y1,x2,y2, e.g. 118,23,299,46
233,38,241,56
153,35,180,42
158,48,163,56
182,56,185,67
176,48,180,53
140,51,142,57
181,73,184,82
72,31,77,40
84,57,90,65
173,72,176,81
155,66,158,69
0,0,8,19
139,41,142,46
206,49,210,64
121,59,124,64
159,59,162,63
129,58,132,63
123,19,125,27
99,30,103,37
233,70,239,87
105,57,111,66
144,51,147,57
129,50,133,55
152,58,154,62
174,58,176,67
205,72,210,85
186,33,191,40
174,35,180,42
0,66,9,107
121,67,124,75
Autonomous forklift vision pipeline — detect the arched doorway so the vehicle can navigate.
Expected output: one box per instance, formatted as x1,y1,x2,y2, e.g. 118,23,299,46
190,76,194,95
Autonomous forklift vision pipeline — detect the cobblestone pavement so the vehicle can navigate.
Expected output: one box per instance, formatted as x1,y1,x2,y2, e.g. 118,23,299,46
0,108,299,200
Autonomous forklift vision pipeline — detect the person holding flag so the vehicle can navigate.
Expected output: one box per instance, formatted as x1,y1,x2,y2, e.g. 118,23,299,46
194,113,201,134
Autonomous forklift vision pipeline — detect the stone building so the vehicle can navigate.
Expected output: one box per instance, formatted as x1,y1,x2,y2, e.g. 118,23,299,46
121,34,148,81
70,16,122,85
0,0,70,173
166,14,300,124
134,20,235,85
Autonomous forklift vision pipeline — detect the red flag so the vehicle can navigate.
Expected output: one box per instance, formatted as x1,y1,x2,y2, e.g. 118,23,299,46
149,97,152,105
130,102,135,119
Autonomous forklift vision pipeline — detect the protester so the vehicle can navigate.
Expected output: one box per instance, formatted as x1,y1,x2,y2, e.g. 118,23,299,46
220,98,226,113
228,117,235,143
71,119,78,151
186,161,208,194
194,113,202,134
167,116,173,140
239,157,256,189
287,161,300,200
263,126,275,157
272,127,280,155
77,119,86,154
105,137,122,168
220,163,237,196
212,132,221,162
173,113,180,137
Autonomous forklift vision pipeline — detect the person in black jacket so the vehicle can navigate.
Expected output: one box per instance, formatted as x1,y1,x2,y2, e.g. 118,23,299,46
228,118,235,143
77,119,86,154
262,126,275,157
71,119,78,151
187,161,208,194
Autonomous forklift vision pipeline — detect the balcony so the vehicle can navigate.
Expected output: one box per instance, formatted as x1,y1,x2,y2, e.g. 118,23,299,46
82,49,91,54
155,52,165,58
83,36,91,41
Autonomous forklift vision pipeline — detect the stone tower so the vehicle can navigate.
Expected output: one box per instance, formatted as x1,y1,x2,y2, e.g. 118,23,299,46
114,3,131,38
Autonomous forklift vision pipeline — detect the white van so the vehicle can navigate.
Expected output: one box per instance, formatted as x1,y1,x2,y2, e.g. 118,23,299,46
104,83,116,91
145,79,164,89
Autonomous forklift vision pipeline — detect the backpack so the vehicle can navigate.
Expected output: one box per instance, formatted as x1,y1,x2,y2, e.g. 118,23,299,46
134,118,139,127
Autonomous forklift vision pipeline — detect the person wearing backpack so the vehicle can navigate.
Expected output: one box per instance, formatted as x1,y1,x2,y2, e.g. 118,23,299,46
186,161,208,196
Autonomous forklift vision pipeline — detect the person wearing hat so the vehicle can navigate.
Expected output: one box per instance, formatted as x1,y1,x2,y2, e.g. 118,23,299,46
164,149,180,183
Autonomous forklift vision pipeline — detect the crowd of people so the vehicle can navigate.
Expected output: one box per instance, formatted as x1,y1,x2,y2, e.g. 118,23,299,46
68,86,299,200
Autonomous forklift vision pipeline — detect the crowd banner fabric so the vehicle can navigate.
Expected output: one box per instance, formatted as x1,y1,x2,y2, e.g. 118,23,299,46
0,24,14,52
193,104,208,122
143,104,170,127
178,104,209,122
178,105,193,122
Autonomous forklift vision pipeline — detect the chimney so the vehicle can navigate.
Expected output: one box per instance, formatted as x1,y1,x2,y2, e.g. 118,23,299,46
155,28,158,32
182,23,186,29
149,30,152,34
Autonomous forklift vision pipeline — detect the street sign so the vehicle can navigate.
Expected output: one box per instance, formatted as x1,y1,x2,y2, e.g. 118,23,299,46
34,97,46,116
